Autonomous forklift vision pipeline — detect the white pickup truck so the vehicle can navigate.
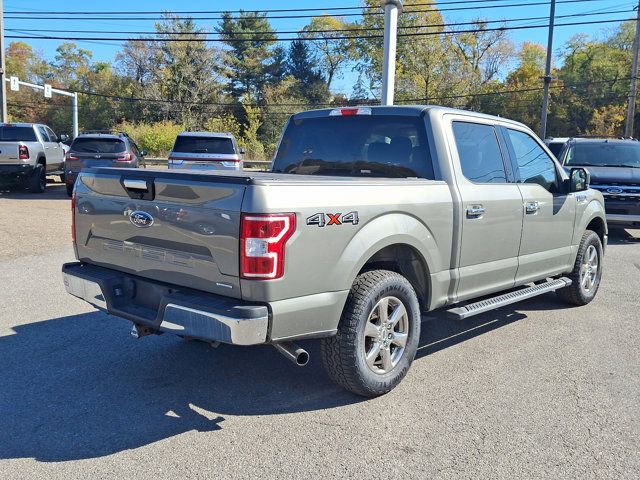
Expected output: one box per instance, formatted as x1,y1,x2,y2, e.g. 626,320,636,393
0,122,68,192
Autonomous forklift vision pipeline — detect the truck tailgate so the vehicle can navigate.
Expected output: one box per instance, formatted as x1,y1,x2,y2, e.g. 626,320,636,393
74,168,250,298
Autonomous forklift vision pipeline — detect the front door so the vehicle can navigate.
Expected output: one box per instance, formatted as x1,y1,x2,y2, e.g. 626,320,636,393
501,127,576,283
448,119,524,302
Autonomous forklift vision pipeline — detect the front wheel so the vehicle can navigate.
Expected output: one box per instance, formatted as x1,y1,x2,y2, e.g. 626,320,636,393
557,230,603,306
321,270,421,397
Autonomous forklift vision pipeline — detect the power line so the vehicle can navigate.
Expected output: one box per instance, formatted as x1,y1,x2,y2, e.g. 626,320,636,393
3,0,610,21
6,17,635,42
2,0,560,15
6,8,633,36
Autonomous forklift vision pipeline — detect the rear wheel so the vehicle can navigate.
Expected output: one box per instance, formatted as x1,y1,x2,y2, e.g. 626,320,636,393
28,163,46,193
321,270,421,397
557,230,603,306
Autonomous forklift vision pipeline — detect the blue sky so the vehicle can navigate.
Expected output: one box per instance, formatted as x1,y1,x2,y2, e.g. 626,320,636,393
4,0,637,94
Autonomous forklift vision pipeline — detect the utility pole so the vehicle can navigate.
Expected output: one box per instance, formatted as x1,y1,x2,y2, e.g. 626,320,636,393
539,0,556,139
381,0,402,106
0,0,7,123
624,2,640,138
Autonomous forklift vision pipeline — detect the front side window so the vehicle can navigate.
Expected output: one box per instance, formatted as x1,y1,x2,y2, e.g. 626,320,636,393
45,126,57,142
272,115,434,178
452,121,507,183
37,126,51,142
507,129,559,192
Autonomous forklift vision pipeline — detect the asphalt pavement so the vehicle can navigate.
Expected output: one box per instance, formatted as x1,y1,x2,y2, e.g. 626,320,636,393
0,183,638,479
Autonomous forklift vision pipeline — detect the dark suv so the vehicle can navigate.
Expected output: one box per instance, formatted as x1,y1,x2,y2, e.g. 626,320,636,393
64,131,146,197
559,137,640,227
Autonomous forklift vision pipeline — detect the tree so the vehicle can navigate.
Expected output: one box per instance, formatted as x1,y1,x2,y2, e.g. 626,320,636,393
301,16,353,89
217,11,278,101
287,39,330,103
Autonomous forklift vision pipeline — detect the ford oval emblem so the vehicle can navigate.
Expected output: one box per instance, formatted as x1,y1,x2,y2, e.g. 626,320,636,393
129,210,154,228
607,187,623,194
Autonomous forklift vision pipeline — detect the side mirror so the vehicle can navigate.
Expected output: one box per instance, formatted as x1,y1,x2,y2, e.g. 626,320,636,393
139,150,147,157
59,134,69,143
569,167,590,193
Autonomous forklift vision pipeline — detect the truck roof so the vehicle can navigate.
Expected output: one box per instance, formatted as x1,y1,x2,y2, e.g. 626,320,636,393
291,105,529,130
0,122,41,128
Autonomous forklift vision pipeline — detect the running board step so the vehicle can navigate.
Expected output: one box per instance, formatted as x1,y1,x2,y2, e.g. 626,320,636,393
447,277,572,320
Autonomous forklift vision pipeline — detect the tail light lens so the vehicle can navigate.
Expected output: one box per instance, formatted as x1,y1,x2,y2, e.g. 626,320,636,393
19,145,29,160
240,213,295,279
65,152,79,161
71,191,76,244
114,152,133,162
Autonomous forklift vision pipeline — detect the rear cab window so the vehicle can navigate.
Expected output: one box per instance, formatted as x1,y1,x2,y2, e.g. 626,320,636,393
0,125,37,142
272,114,435,178
452,121,508,183
71,137,126,153
172,136,235,155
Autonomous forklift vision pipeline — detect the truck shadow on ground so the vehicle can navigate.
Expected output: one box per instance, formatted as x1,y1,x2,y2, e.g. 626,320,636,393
0,294,558,463
0,180,68,200
607,226,640,244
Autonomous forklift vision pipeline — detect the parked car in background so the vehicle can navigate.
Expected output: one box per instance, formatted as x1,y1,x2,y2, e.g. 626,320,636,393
544,137,570,158
63,105,606,397
559,137,640,227
64,131,146,197
168,132,243,171
0,123,68,193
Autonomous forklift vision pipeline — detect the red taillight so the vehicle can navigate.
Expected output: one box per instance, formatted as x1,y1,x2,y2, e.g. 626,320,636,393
114,152,133,162
240,213,295,280
19,145,29,160
66,152,79,161
71,191,76,244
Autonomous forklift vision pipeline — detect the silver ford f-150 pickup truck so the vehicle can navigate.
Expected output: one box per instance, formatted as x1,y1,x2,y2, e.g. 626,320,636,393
63,106,607,396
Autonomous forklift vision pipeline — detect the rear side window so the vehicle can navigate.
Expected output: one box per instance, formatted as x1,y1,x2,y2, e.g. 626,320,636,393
172,136,235,154
272,115,434,178
452,122,507,183
507,129,559,193
71,138,126,153
37,126,51,142
0,126,37,141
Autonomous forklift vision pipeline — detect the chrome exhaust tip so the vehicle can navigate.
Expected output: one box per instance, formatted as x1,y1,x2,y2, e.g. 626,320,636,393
274,342,309,367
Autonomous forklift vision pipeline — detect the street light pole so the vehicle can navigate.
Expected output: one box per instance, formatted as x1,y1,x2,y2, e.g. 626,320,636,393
539,0,556,139
381,0,402,106
0,0,8,123
624,2,640,138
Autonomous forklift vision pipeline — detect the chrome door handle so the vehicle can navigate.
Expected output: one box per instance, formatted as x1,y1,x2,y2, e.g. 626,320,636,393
525,202,540,214
466,205,486,218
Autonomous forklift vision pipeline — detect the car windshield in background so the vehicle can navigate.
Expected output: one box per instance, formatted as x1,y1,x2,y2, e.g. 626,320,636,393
71,138,126,154
173,136,235,154
272,115,434,178
0,126,37,142
565,142,640,167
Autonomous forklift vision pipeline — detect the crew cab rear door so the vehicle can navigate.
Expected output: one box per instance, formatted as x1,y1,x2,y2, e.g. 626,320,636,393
500,127,576,282
447,117,524,301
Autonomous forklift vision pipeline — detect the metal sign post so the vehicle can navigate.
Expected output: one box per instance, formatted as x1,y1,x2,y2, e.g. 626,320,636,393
3,77,79,137
381,0,402,106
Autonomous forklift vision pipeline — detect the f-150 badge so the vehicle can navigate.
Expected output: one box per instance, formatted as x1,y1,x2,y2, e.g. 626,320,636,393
306,211,359,227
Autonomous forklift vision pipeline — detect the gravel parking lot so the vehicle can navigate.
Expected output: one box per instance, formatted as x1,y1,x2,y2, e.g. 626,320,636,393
0,183,638,479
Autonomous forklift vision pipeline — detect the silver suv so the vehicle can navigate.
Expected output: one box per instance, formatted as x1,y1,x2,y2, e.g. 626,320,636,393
0,123,68,193
168,132,243,171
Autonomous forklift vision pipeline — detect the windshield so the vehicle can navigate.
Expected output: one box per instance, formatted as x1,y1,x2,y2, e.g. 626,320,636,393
71,138,126,154
272,115,435,178
172,136,235,154
0,126,37,142
565,142,640,167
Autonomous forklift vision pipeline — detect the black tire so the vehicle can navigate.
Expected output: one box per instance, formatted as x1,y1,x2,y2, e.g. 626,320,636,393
28,163,46,193
557,230,603,306
321,269,421,397
66,182,74,197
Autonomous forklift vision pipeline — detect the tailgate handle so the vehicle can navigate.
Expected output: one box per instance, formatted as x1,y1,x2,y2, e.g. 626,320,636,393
123,179,148,190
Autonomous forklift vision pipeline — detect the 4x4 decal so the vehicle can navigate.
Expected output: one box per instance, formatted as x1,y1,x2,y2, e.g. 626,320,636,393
306,211,359,227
